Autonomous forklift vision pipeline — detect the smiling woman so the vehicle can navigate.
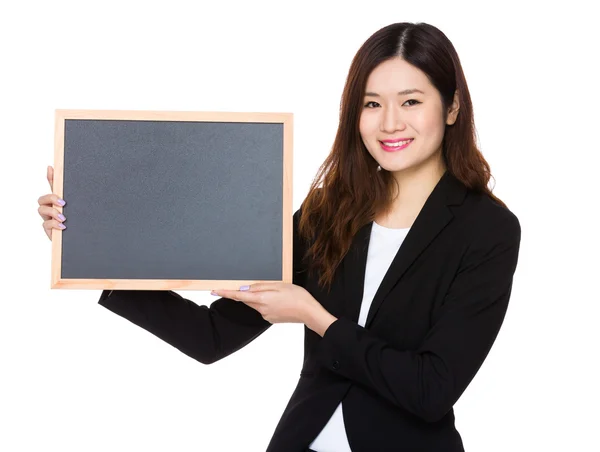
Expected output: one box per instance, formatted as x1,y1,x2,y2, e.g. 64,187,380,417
298,22,504,289
360,58,459,175
38,21,521,452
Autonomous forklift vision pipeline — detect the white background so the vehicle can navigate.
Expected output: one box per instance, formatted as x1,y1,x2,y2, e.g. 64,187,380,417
2,0,599,450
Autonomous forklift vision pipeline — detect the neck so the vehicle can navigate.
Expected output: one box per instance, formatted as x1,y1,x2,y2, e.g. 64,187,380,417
377,154,446,228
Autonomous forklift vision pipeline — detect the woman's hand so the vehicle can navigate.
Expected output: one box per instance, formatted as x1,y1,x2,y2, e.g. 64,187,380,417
37,166,67,241
212,283,337,337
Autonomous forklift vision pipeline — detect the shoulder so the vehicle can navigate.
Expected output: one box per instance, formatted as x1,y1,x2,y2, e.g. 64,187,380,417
455,190,521,249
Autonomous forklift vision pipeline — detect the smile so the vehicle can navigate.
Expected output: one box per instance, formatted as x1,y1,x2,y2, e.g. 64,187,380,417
379,139,413,152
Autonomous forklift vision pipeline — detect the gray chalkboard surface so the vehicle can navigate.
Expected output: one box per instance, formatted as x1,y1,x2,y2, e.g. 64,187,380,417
51,110,293,291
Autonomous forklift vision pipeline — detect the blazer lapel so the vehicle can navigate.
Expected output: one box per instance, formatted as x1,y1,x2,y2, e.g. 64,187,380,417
342,171,467,328
342,220,373,323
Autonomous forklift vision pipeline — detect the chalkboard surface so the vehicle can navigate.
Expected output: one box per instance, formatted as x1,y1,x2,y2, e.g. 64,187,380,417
51,110,293,291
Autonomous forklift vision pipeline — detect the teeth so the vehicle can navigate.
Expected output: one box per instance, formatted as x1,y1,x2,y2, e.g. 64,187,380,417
383,139,412,147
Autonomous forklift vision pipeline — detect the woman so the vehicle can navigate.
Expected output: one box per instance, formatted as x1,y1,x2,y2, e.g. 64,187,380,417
37,22,521,452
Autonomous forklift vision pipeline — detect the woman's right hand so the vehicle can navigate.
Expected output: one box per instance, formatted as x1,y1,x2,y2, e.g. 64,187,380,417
38,166,67,241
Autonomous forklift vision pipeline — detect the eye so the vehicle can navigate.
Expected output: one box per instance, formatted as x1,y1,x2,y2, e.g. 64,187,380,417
363,99,421,109
364,101,380,108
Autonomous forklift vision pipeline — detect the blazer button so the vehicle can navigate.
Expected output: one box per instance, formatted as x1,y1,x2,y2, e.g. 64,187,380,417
332,360,340,370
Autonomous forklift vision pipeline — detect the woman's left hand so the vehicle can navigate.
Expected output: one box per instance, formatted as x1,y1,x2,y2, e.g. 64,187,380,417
211,283,337,336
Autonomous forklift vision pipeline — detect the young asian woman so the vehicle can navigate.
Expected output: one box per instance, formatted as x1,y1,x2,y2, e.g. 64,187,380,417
38,22,521,452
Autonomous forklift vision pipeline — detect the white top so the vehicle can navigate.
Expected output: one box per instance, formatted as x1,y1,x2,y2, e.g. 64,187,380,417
309,221,410,451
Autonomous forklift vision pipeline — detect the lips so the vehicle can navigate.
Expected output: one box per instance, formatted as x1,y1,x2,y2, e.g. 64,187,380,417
379,138,413,152
381,138,413,143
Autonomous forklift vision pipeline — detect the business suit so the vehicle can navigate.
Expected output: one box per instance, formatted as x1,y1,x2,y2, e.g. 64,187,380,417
98,170,521,451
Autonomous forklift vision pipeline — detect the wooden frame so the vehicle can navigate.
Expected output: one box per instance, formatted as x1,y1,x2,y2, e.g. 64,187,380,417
51,109,293,291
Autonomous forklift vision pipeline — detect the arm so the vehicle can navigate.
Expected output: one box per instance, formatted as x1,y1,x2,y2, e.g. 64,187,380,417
98,209,307,364
314,213,521,422
98,289,270,364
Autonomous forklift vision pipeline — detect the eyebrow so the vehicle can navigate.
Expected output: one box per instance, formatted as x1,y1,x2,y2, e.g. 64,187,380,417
364,89,425,97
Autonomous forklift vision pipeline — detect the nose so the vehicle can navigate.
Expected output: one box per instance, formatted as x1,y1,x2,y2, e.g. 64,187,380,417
379,105,406,134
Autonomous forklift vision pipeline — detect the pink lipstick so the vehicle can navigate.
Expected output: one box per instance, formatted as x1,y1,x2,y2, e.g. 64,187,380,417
379,138,413,152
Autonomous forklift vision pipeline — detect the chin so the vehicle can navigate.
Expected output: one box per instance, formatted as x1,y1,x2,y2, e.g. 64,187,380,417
381,152,443,175
379,162,413,173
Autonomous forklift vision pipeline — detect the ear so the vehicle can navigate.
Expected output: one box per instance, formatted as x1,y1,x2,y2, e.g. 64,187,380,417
446,90,460,125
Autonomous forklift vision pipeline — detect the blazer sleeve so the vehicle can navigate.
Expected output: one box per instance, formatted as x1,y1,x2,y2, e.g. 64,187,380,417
97,208,307,365
314,212,521,422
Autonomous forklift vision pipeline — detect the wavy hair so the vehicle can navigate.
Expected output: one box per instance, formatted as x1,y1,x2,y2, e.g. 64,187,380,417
298,22,506,291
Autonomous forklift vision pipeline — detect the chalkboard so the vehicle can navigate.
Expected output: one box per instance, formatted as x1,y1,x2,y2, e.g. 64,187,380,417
51,109,293,291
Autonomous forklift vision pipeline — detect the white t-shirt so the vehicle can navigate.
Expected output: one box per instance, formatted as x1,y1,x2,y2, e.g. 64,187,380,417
309,221,410,452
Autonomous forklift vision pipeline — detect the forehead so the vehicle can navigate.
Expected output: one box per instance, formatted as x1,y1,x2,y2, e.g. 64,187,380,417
365,57,432,93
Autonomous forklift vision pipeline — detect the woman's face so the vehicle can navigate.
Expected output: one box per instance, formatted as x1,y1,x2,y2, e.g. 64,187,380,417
359,57,459,176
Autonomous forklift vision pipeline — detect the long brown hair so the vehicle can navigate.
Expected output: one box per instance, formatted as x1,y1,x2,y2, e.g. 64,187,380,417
298,22,505,291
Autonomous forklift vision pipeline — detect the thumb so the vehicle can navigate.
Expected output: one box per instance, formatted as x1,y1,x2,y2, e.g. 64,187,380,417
47,166,54,191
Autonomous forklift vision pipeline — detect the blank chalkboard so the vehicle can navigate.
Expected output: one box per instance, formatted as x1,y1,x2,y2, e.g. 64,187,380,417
51,109,293,291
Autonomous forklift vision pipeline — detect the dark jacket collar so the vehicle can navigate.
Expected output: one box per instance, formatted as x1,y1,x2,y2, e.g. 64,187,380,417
342,170,468,327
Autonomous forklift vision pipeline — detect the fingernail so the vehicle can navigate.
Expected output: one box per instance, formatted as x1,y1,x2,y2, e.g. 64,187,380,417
239,285,250,291
58,223,66,229
57,199,66,206
210,291,218,296
58,214,66,221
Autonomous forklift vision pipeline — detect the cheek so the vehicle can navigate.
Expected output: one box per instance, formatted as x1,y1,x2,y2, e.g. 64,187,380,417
419,111,446,141
359,114,376,141
358,115,367,139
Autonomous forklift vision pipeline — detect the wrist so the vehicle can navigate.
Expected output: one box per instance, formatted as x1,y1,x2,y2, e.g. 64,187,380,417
304,302,337,337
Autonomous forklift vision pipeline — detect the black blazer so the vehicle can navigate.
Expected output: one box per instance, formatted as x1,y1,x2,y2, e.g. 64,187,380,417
98,171,521,451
